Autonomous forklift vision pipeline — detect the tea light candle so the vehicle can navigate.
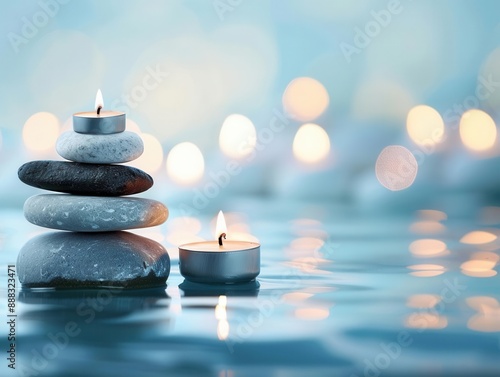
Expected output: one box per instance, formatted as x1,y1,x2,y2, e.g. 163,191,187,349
73,89,125,134
179,211,260,284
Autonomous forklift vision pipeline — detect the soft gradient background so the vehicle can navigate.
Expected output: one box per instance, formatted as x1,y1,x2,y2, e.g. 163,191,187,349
1,0,499,213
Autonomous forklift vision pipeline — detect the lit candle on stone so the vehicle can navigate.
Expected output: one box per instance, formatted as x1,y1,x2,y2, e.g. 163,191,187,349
178,211,260,284
73,89,125,134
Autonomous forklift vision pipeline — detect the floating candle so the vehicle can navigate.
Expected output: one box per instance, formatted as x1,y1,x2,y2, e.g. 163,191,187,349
73,89,125,134
178,211,260,284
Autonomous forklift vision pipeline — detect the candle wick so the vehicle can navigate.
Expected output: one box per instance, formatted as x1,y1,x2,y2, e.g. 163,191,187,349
97,106,102,115
218,233,226,246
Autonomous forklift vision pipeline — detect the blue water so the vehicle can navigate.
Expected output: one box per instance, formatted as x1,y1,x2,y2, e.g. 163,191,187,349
1,200,499,376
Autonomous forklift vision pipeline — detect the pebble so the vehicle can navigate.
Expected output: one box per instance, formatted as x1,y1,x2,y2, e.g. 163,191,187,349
17,231,171,288
18,160,153,196
56,131,144,164
24,194,168,232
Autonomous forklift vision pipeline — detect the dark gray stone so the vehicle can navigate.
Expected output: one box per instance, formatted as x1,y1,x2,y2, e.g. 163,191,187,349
24,194,168,232
17,231,171,288
18,160,154,196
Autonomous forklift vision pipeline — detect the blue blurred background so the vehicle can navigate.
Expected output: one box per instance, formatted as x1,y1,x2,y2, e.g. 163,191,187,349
1,0,499,213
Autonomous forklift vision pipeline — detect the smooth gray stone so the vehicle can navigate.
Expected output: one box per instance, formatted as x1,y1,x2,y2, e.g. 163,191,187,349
17,231,171,288
24,194,168,232
56,131,144,164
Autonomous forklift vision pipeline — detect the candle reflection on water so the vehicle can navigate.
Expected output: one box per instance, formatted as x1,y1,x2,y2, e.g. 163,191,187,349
460,231,497,245
408,239,449,258
460,251,499,278
405,293,448,330
407,264,446,277
215,295,229,341
466,297,500,332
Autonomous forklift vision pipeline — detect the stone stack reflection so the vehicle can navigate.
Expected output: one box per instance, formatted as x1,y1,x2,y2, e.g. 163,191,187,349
17,124,170,288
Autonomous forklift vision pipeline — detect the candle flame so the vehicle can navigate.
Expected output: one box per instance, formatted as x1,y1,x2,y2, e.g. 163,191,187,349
215,210,227,240
95,89,104,111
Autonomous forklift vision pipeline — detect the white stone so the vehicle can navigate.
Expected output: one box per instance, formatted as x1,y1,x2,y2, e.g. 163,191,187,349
56,131,144,164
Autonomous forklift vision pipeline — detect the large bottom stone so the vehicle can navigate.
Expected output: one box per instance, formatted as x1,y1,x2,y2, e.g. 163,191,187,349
18,160,154,196
17,231,171,288
24,194,168,232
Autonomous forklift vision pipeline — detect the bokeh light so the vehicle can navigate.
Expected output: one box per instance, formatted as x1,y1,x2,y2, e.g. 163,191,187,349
293,123,330,164
283,77,329,121
130,133,164,174
459,109,497,152
219,114,256,159
406,105,444,146
166,142,205,185
126,119,142,134
375,145,418,191
22,112,60,153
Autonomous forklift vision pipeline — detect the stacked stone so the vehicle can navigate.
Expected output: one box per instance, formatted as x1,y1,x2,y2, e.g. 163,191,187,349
17,120,170,289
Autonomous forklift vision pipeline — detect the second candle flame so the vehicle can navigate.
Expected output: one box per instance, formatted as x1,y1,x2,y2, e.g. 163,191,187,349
216,211,227,243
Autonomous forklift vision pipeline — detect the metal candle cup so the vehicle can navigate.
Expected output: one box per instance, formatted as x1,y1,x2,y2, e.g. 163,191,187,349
178,241,260,284
73,111,125,134
73,89,126,135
